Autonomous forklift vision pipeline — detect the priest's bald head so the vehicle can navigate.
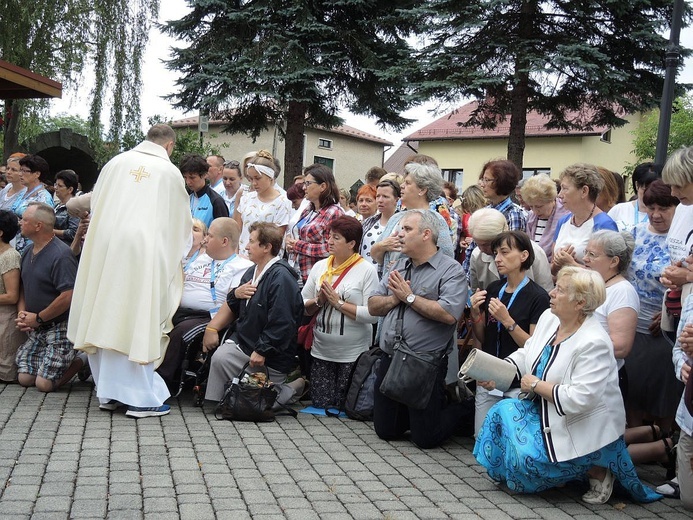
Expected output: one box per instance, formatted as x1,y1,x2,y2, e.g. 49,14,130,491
146,124,176,156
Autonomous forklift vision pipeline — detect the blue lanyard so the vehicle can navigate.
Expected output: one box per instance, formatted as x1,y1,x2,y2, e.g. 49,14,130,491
183,249,201,273
496,275,530,357
210,255,236,303
634,200,647,225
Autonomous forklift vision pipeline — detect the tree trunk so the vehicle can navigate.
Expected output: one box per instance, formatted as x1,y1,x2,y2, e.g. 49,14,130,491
506,0,536,171
507,69,529,171
284,101,307,189
3,100,21,162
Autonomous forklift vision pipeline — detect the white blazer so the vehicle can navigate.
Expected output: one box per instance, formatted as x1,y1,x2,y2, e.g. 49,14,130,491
507,310,625,462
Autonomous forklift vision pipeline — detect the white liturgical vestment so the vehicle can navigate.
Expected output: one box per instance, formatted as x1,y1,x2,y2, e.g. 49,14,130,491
68,140,192,365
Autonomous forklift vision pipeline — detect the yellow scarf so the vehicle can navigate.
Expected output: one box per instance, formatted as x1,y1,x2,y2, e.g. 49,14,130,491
319,253,362,287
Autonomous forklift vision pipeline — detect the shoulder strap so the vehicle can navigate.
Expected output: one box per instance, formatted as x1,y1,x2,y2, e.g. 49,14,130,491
310,258,361,326
274,402,298,417
331,257,361,289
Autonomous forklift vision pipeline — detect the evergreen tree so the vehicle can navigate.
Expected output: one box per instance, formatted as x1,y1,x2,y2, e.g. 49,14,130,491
421,0,689,169
0,0,159,161
164,0,423,186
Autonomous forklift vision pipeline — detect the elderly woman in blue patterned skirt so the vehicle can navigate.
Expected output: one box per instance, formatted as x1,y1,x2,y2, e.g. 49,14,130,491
474,267,660,504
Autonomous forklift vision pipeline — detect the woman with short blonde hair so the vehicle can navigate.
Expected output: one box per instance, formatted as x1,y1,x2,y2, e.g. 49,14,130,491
474,265,658,505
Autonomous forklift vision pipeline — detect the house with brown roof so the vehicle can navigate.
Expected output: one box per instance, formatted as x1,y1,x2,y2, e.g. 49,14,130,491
171,117,392,189
403,101,642,190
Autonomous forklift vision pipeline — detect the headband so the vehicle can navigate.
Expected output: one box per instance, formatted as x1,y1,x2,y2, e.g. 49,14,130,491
246,163,275,179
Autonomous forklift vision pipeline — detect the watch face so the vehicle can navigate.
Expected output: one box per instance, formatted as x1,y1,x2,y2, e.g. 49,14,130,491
406,294,415,304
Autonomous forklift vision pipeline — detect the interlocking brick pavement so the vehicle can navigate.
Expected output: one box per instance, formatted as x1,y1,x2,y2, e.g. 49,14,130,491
0,381,688,519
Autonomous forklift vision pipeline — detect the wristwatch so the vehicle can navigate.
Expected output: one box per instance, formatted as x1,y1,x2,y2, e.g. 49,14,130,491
337,299,345,309
506,322,517,332
530,379,540,391
36,313,45,325
405,293,416,306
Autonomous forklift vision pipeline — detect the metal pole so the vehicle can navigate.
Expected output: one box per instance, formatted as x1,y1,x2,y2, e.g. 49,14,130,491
655,0,685,166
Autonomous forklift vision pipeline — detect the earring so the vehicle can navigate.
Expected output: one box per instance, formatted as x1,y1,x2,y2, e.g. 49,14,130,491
418,192,423,196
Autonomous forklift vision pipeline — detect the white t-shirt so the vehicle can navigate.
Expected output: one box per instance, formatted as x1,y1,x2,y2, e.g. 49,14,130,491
608,201,648,232
180,253,253,311
237,190,292,253
301,258,379,363
593,279,640,370
554,219,595,262
666,203,693,264
554,213,616,262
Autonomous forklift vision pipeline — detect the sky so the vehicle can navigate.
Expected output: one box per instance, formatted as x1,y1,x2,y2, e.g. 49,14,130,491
51,0,693,155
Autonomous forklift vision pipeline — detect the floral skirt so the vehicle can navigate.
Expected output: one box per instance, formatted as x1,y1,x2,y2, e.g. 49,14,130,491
473,398,660,502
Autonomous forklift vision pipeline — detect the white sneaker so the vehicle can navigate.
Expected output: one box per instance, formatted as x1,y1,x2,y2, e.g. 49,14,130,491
125,405,171,418
582,468,615,504
99,400,121,411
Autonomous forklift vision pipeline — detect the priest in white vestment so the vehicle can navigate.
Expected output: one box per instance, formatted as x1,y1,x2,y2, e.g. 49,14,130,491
68,124,192,418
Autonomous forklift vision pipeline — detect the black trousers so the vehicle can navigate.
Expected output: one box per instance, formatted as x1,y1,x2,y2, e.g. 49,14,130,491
156,316,209,391
373,353,472,449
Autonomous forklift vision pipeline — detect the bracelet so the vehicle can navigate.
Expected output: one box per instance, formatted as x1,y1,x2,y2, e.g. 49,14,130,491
315,299,323,308
471,314,483,324
205,326,218,333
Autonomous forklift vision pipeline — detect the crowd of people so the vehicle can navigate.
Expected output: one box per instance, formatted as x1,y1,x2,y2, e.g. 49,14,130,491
2,123,693,508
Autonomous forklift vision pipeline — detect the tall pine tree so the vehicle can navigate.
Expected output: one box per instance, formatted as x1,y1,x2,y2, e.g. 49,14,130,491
164,0,424,185
420,0,689,169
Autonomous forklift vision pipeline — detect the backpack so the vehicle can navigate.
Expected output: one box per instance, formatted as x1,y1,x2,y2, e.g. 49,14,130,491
344,347,384,421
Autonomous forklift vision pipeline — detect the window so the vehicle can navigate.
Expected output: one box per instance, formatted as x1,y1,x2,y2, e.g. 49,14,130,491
318,138,333,149
314,156,334,171
522,168,551,180
442,169,464,191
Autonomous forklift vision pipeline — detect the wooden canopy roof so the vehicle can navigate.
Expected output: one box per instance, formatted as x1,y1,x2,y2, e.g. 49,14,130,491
0,59,62,99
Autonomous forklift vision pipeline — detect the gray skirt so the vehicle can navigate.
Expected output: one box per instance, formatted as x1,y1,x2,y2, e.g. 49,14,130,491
625,331,683,418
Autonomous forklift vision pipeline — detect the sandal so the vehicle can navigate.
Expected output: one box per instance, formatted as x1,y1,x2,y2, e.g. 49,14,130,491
661,437,677,481
649,424,662,441
655,478,680,499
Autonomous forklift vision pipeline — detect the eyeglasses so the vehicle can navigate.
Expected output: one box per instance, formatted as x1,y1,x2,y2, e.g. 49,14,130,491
303,180,319,187
19,168,32,174
224,160,240,168
583,250,608,260
479,177,495,185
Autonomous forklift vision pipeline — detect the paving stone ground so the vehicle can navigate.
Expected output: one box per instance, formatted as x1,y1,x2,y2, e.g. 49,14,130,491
0,380,689,519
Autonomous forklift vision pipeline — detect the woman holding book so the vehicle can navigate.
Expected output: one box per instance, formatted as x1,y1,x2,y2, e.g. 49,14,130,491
473,267,659,505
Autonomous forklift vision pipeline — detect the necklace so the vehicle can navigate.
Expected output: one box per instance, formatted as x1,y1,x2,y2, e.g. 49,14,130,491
603,273,619,286
571,204,596,228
